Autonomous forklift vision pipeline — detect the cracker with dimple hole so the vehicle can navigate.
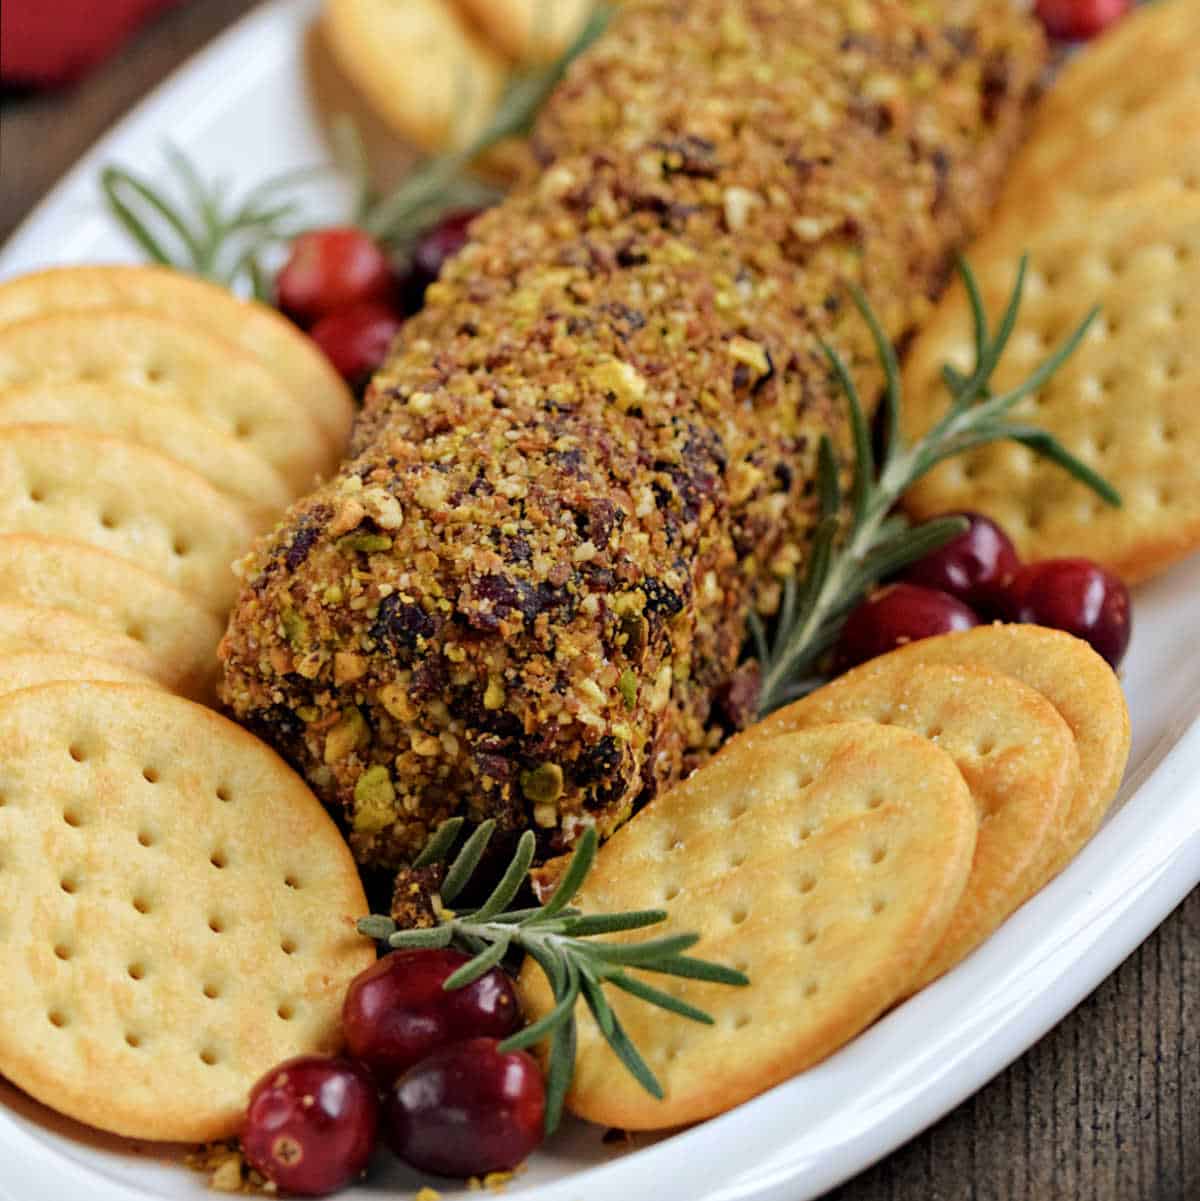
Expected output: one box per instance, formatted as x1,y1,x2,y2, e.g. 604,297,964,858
0,605,167,685
902,185,1200,583
453,0,596,62
0,425,256,616
518,722,977,1130
323,0,508,154
0,681,374,1142
0,310,334,495
0,267,355,449
1004,0,1200,190
989,79,1200,243
0,380,293,524
0,535,223,701
0,652,161,698
834,626,1130,884
750,662,1078,988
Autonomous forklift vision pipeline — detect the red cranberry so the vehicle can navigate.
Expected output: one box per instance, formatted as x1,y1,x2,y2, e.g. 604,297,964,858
385,1038,545,1178
901,511,1020,615
343,948,522,1084
1034,0,1131,40
836,583,981,669
309,301,403,390
276,227,395,327
1005,558,1131,668
242,1056,379,1197
401,209,484,309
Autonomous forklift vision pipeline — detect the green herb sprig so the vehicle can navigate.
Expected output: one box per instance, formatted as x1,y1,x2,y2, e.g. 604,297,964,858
751,256,1121,717
100,6,613,295
357,816,747,1135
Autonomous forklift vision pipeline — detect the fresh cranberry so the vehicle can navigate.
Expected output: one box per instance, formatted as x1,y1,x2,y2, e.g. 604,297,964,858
343,948,522,1084
1034,0,1131,40
901,511,1020,615
385,1038,545,1178
836,583,980,669
403,208,483,307
309,301,403,390
276,227,395,327
1004,558,1131,668
242,1056,379,1197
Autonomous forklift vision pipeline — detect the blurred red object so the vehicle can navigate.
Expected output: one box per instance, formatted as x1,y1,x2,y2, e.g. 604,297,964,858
1,0,180,88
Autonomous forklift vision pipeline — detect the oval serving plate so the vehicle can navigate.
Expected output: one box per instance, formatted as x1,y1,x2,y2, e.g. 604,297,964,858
1,2,1198,1198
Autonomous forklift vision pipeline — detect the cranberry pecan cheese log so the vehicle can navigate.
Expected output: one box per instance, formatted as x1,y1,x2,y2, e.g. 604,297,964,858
220,0,1045,869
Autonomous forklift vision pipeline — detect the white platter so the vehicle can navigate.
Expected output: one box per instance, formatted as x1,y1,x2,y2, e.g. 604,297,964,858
1,2,1198,1198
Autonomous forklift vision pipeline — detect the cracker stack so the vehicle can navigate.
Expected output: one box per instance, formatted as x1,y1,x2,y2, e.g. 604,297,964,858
519,625,1130,1130
901,0,1200,583
0,264,354,699
0,269,374,1143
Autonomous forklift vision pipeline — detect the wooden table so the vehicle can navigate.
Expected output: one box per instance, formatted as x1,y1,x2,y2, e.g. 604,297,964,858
1,4,1196,1198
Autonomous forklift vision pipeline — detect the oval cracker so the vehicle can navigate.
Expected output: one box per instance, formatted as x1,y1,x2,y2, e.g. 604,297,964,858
754,661,1079,986
519,723,977,1130
0,682,375,1142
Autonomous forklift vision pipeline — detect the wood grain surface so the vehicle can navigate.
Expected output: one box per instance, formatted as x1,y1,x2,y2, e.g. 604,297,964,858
0,3,1196,1197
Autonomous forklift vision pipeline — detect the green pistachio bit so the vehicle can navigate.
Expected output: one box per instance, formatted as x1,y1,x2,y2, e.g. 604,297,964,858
618,669,639,709
337,532,394,554
520,761,564,804
280,607,308,647
353,765,396,834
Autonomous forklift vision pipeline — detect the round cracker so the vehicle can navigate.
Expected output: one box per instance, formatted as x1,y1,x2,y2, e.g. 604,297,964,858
0,681,375,1142
0,535,223,700
519,722,977,1130
0,379,293,525
902,186,1200,583
754,662,1079,987
0,605,167,684
323,0,508,153
0,266,355,449
453,0,596,63
826,625,1131,883
0,309,334,495
0,652,160,698
0,425,257,615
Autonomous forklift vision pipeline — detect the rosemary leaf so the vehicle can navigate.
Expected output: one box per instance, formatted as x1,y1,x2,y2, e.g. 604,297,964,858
596,1009,664,1101
608,972,715,1025
561,909,668,936
640,955,750,986
578,970,616,1039
472,830,537,921
412,816,466,868
499,984,580,1052
443,936,509,989
440,818,497,903
539,826,598,918
543,1005,577,1135
356,914,397,941
387,925,454,950
579,932,699,966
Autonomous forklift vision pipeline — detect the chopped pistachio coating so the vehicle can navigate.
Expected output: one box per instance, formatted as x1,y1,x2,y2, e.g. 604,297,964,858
220,0,1045,868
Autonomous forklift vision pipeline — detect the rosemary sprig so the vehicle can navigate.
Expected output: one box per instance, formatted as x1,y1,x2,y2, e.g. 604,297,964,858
101,6,612,290
100,147,320,299
357,818,748,1135
752,255,1121,716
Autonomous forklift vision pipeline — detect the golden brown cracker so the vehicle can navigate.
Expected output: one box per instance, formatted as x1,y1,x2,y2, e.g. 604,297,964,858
453,0,596,62
0,535,223,700
1010,0,1200,188
903,186,1200,583
0,652,160,698
0,309,335,495
0,379,293,525
833,626,1131,881
0,604,167,684
323,0,509,153
519,723,976,1130
0,425,257,615
0,681,374,1141
0,266,355,449
752,662,1078,986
